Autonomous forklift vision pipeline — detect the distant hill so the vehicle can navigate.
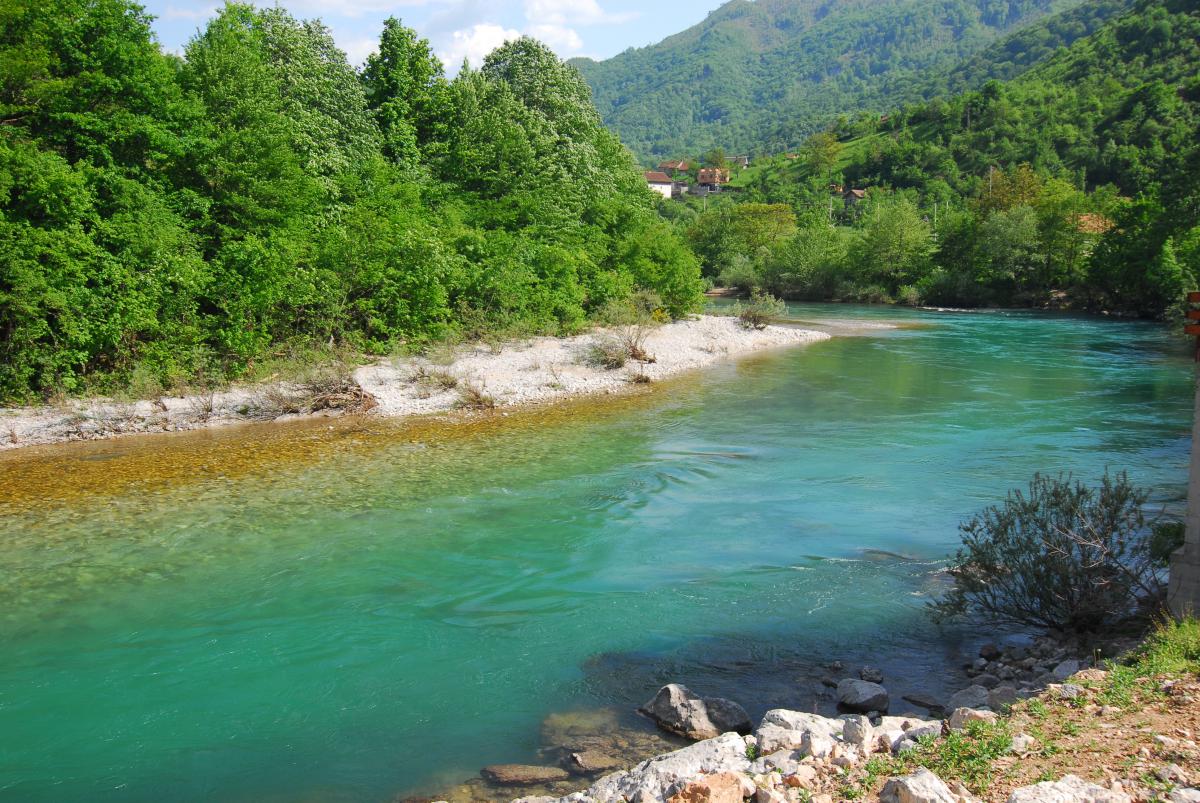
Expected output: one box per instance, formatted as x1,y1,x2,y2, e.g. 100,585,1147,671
571,0,1129,161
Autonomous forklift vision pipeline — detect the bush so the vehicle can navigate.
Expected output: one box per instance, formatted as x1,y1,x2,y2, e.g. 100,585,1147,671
930,471,1164,634
586,335,629,369
733,290,787,330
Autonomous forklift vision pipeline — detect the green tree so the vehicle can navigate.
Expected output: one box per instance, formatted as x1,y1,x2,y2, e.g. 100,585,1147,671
850,196,937,293
361,18,448,165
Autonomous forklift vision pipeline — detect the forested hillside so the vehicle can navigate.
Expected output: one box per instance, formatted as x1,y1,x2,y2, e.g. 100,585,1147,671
0,1,701,403
673,0,1199,317
572,0,1126,160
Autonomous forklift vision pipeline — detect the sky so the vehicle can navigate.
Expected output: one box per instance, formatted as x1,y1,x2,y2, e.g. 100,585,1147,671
144,0,727,71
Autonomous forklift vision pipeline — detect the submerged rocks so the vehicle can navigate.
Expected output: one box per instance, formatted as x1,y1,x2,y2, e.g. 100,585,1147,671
640,685,752,741
1006,775,1132,803
568,751,623,775
836,678,889,713
481,764,571,785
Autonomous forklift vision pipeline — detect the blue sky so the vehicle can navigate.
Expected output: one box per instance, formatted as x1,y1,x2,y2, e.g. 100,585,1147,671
144,0,726,71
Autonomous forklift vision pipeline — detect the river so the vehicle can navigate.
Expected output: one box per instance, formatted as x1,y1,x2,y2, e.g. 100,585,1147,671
0,304,1190,802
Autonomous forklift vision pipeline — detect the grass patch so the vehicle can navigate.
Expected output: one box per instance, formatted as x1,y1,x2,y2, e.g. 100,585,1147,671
890,720,1013,793
1126,617,1200,677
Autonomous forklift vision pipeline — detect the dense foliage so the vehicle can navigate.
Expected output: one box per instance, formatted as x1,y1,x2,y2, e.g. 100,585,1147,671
0,2,701,401
573,0,1125,160
672,0,1199,317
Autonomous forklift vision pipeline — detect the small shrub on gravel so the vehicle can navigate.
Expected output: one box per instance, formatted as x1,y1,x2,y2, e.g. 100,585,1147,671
455,384,496,410
930,471,1164,634
586,337,628,369
733,291,787,329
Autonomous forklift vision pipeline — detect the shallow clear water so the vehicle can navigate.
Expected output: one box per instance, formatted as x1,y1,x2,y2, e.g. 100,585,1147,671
0,305,1191,802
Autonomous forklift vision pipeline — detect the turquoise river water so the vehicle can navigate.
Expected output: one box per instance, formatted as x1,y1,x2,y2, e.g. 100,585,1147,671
0,304,1192,802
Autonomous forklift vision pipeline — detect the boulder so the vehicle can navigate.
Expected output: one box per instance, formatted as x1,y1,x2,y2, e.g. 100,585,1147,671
755,788,787,803
582,732,752,803
1006,775,1131,803
1170,790,1200,803
837,679,889,713
980,643,1002,661
947,708,997,731
988,686,1019,710
842,715,874,754
664,772,745,803
1052,660,1080,681
754,710,841,754
880,768,959,803
973,673,1000,689
640,685,752,741
946,686,990,711
481,764,570,785
901,693,944,714
892,723,942,755
861,666,885,683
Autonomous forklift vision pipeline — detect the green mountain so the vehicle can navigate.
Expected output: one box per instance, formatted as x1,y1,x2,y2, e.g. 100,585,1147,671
685,0,1199,316
572,0,1129,160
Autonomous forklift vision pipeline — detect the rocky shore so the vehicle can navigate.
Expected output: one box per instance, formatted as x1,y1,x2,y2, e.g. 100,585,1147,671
0,315,831,451
410,632,1199,803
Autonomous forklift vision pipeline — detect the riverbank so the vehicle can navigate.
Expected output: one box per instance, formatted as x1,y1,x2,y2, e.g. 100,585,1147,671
433,620,1199,803
0,315,830,452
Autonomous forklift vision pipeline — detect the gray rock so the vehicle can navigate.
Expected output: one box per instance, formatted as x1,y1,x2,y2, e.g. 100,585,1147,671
979,643,1001,660
974,673,1001,689
1006,775,1131,803
754,709,841,754
1052,659,1080,681
481,764,571,785
948,708,997,731
1169,789,1200,803
892,723,942,755
1010,733,1038,754
842,715,873,754
759,748,801,775
901,693,944,713
880,768,959,803
972,658,988,672
946,685,990,711
581,732,751,803
860,666,884,683
639,684,751,741
1056,683,1084,701
988,685,1019,710
837,679,889,713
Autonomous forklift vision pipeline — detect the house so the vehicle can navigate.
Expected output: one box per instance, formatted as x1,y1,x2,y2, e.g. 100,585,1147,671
697,168,730,189
657,159,690,176
843,188,867,207
644,171,675,199
726,155,751,169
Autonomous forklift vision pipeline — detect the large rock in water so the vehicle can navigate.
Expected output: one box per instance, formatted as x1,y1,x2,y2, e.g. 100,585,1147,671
480,764,570,785
640,684,752,741
1006,776,1132,803
946,685,990,711
836,678,889,713
880,768,959,803
562,732,752,803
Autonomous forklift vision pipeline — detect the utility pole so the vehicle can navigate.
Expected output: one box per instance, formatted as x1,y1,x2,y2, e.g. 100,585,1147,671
1169,291,1200,617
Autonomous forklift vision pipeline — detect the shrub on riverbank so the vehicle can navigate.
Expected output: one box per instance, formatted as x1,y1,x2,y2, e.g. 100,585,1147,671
930,471,1165,634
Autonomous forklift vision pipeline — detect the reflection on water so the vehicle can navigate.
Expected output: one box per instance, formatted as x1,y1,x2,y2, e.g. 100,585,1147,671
0,304,1191,803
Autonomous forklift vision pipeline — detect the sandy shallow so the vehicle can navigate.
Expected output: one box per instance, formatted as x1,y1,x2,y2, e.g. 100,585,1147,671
0,316,830,451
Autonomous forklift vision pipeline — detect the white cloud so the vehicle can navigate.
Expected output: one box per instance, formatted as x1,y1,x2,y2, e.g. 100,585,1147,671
163,4,218,20
438,22,522,71
525,23,583,52
339,36,380,67
522,0,637,25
